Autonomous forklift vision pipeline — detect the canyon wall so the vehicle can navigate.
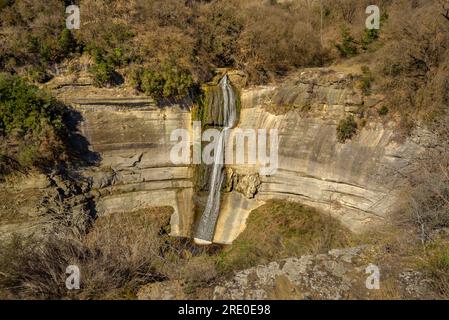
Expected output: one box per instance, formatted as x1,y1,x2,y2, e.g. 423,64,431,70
72,99,195,238
67,69,423,244
232,69,422,232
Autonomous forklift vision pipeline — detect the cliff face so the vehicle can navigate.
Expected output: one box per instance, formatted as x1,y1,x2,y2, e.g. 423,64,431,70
24,69,423,244
234,70,422,232
70,98,195,238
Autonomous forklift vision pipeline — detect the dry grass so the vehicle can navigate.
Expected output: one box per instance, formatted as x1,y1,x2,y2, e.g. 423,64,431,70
420,239,449,298
215,200,353,274
0,200,357,299
0,206,224,299
1,199,448,300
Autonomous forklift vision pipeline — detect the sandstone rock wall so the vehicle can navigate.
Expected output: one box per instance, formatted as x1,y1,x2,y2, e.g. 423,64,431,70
72,99,195,238
68,69,423,243
231,70,422,231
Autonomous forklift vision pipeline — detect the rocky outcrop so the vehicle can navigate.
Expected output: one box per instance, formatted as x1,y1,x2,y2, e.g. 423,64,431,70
224,169,261,199
0,172,92,240
213,246,434,300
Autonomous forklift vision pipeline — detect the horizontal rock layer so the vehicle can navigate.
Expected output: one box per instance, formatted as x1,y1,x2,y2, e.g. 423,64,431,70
69,70,423,242
232,71,422,231
73,100,196,238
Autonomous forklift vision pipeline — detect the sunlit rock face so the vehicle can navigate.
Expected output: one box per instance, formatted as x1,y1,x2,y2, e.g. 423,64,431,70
235,69,423,232
72,99,196,238
69,69,423,244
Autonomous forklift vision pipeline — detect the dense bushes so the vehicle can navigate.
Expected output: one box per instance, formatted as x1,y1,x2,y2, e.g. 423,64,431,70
0,0,328,90
0,73,67,173
373,1,449,124
131,63,194,100
336,115,358,143
0,1,78,76
336,25,358,58
89,62,115,87
0,0,447,119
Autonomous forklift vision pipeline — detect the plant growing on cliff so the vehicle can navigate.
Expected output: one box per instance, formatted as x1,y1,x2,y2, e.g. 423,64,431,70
359,66,375,96
336,115,358,143
132,63,194,100
89,62,116,87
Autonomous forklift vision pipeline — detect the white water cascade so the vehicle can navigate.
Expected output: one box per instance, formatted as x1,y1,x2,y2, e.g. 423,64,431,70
194,75,237,245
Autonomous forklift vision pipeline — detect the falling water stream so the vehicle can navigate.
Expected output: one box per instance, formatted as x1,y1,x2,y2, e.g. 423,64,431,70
194,75,237,245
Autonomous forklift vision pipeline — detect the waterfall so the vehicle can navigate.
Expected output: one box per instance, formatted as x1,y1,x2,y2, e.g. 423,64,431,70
194,75,237,245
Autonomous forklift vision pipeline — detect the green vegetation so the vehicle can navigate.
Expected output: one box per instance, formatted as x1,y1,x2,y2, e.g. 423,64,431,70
0,0,14,11
422,240,449,297
336,115,358,143
131,63,194,100
336,25,358,58
89,62,115,87
58,29,78,58
359,65,374,95
0,73,67,174
0,0,327,91
378,106,389,116
0,0,446,117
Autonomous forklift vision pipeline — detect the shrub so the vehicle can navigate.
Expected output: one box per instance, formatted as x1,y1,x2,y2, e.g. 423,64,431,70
400,147,449,241
375,1,449,125
27,65,52,84
422,241,449,298
359,66,374,95
378,106,389,116
361,28,379,49
0,73,67,173
58,29,78,58
236,3,324,83
0,0,13,11
336,115,357,143
139,70,165,98
336,25,358,58
134,63,194,99
360,12,387,49
89,62,115,87
0,74,65,136
195,1,243,67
